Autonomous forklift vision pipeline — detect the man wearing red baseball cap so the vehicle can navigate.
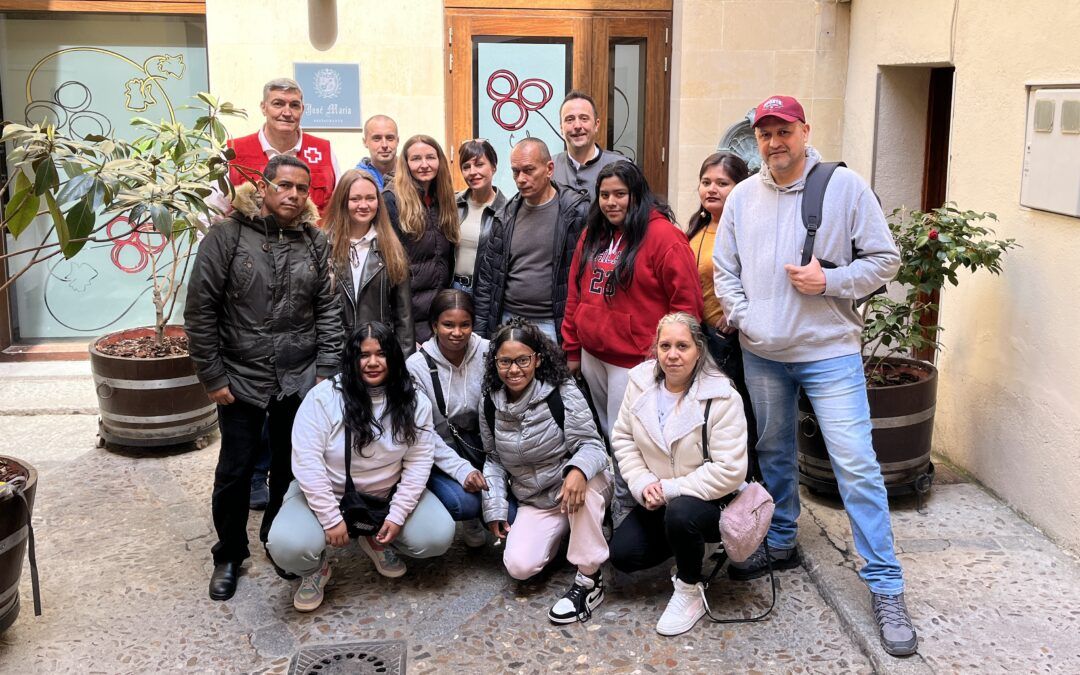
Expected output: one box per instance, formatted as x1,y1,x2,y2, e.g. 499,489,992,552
713,95,918,657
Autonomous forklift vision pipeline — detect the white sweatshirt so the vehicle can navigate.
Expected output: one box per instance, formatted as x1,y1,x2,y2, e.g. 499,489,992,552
290,377,436,530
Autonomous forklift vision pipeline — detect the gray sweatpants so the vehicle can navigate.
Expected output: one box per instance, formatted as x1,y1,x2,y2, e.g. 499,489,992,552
267,480,455,577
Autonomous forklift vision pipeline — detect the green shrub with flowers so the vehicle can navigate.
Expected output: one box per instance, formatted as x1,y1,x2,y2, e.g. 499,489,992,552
861,204,1019,385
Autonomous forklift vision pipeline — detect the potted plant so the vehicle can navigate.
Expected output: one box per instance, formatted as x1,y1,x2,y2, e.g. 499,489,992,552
1,93,246,447
797,204,1019,496
0,455,38,632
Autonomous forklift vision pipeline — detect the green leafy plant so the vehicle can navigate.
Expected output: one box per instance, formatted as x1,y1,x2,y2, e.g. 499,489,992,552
862,204,1019,385
1,93,246,345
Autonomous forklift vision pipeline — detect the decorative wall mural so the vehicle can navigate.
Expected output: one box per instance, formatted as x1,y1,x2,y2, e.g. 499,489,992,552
1,16,208,339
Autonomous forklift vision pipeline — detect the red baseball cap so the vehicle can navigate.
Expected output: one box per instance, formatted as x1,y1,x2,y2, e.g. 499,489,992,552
752,95,806,126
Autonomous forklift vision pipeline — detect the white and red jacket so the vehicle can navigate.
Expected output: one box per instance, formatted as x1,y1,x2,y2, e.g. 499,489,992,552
562,209,705,368
228,129,337,214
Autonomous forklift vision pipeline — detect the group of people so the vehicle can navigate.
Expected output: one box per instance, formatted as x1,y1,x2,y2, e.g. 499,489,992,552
183,78,918,656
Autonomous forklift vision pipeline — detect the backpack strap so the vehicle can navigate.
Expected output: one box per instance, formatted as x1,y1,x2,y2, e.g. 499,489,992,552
484,385,565,438
546,386,565,431
799,161,845,266
484,394,496,438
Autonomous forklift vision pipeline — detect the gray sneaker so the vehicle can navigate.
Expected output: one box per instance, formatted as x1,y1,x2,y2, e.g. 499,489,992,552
871,592,918,656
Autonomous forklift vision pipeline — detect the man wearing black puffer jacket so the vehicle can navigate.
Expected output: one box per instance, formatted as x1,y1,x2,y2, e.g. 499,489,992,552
185,154,343,602
473,137,590,343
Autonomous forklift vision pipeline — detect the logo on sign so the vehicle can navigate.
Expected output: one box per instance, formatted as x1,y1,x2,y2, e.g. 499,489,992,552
313,68,342,99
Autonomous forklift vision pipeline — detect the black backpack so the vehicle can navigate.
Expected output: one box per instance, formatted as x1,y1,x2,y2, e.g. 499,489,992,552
800,161,886,306
483,386,565,437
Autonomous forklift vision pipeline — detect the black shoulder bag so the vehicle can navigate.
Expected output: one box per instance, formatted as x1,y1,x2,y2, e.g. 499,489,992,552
421,349,485,470
338,425,394,538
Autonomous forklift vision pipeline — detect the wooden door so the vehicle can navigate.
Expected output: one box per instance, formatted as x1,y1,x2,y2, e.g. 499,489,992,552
445,7,672,196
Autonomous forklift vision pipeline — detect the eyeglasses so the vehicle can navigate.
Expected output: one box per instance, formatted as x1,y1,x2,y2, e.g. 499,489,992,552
495,353,536,370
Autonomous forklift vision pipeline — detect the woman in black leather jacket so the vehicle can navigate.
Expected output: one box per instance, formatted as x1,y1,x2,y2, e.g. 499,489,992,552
324,169,415,355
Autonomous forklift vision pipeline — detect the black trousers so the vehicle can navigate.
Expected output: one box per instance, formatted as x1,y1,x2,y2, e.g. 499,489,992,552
210,393,301,564
609,496,724,584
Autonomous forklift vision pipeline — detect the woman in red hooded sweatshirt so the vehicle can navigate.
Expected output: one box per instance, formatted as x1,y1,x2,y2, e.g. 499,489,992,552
562,160,704,523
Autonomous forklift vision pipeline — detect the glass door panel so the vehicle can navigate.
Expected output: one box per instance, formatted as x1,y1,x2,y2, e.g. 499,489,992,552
0,13,209,340
473,37,572,198
608,39,646,164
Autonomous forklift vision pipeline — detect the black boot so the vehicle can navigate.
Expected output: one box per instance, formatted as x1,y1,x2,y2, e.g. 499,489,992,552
209,561,241,601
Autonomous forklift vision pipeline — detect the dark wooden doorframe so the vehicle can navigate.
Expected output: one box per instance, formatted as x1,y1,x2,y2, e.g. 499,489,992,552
444,6,672,194
915,66,954,364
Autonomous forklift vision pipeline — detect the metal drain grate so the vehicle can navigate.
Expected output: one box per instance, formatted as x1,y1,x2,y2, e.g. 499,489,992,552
288,640,406,675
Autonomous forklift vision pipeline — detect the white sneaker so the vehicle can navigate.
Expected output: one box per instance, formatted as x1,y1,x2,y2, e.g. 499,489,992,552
548,570,604,624
656,576,707,636
293,561,331,612
358,536,407,578
462,519,487,548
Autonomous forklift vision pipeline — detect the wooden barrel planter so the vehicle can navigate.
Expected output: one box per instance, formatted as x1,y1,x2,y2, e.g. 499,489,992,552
89,326,217,447
0,456,37,633
797,357,937,498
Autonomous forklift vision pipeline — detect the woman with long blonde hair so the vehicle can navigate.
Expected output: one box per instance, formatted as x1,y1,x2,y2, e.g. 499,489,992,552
325,169,415,355
384,135,459,344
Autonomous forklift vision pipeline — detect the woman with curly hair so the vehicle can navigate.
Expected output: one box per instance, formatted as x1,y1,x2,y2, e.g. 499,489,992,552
384,135,459,343
480,319,612,624
267,322,454,613
324,169,414,355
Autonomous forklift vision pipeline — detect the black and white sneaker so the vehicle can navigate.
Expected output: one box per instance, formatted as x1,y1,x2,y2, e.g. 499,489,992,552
548,570,604,624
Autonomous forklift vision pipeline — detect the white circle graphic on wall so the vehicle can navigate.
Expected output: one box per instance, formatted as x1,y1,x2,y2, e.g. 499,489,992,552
313,68,342,99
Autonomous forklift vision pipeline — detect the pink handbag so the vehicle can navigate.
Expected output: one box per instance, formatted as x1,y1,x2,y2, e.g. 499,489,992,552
699,399,775,563
720,482,775,563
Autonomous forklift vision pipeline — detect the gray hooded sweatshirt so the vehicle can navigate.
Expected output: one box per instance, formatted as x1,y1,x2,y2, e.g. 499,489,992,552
405,333,490,485
712,147,899,363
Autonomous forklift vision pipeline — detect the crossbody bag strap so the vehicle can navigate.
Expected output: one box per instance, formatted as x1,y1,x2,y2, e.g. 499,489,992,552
420,349,448,420
700,398,714,463
343,424,357,494
799,161,845,266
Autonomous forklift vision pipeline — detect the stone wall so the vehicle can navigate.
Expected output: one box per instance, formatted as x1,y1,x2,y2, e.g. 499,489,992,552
845,0,1080,552
667,0,850,218
205,0,446,166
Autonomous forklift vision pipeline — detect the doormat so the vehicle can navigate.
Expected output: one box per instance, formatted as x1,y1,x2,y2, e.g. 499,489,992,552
287,640,406,674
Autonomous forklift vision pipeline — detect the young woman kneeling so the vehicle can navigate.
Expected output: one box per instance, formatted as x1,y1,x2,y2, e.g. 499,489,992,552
267,322,455,612
609,312,748,636
480,319,612,623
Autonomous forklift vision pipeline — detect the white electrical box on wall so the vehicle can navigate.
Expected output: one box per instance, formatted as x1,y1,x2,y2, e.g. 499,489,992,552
1021,86,1080,218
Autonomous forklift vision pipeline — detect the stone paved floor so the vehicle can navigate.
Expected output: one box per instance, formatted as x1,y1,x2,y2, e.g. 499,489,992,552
0,412,870,673
1,365,1078,673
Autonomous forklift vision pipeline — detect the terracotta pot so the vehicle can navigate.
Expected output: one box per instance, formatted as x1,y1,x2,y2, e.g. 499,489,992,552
797,357,937,497
89,326,217,447
0,456,37,632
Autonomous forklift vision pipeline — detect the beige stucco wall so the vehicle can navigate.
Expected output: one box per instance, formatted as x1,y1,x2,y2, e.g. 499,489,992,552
668,0,850,219
845,0,1080,552
205,0,446,167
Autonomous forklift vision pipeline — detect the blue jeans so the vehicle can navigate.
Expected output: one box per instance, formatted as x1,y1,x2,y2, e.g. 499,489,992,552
500,310,558,344
428,470,518,524
742,350,904,595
